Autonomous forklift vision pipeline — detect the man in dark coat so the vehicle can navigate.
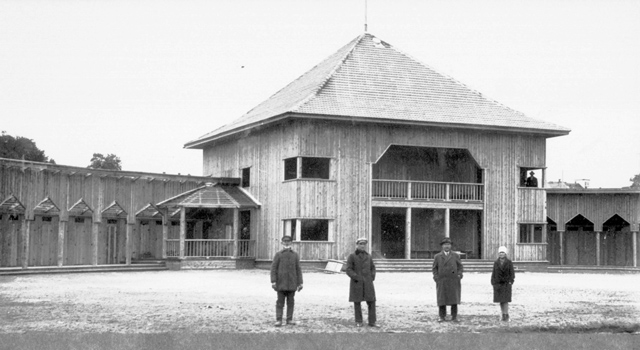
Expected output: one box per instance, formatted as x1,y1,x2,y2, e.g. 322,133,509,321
491,246,515,322
525,171,538,187
432,237,463,322
270,235,303,327
346,237,378,327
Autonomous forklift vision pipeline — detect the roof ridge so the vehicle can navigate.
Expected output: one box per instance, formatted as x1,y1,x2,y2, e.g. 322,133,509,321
291,33,367,112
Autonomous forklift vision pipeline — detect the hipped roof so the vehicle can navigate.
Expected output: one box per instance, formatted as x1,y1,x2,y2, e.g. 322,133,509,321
186,33,570,149
157,183,260,209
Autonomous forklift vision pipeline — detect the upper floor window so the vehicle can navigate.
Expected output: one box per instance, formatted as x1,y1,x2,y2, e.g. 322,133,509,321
519,223,544,243
241,167,251,187
284,157,331,180
520,168,541,188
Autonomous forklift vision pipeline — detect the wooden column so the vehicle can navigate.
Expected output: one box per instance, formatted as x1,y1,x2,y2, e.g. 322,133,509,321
21,219,31,269
559,230,564,265
162,210,168,259
125,223,132,265
179,207,186,259
57,220,66,267
444,208,450,238
407,182,412,200
92,222,99,265
295,219,302,241
232,208,239,258
595,231,601,266
405,207,412,259
633,231,638,268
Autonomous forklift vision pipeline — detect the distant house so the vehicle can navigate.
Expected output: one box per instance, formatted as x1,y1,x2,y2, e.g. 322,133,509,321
185,33,570,265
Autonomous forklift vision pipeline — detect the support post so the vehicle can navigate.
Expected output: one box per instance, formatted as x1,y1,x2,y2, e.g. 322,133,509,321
596,231,601,266
405,207,412,259
233,208,239,258
444,208,450,238
57,220,66,267
21,219,31,269
179,207,186,259
407,182,412,200
92,222,99,265
559,230,564,265
162,210,168,259
633,231,638,268
125,222,132,265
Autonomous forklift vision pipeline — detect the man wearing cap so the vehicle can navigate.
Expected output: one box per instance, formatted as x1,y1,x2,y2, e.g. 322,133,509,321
270,235,303,327
525,171,538,187
346,237,378,327
432,237,464,322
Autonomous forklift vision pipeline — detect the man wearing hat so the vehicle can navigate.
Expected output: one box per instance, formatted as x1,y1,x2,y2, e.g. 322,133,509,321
270,235,303,327
525,171,538,187
432,237,464,322
346,237,378,327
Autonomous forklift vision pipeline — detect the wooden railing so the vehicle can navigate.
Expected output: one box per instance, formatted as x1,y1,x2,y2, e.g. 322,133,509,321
372,180,483,201
165,239,256,258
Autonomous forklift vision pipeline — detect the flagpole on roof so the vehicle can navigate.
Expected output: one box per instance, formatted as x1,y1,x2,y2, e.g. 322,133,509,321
364,0,368,32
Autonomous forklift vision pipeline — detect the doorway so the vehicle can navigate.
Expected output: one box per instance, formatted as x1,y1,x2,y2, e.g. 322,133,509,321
380,213,406,259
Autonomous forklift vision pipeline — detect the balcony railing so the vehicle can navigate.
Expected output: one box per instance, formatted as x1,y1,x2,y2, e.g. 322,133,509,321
165,239,256,258
372,180,483,202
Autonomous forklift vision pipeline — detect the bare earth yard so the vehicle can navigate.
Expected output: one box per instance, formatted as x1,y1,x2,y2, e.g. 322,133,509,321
0,270,639,334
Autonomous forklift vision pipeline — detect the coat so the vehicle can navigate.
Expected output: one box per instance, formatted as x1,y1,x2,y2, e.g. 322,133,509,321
346,250,376,302
270,248,303,292
432,251,463,306
491,258,515,303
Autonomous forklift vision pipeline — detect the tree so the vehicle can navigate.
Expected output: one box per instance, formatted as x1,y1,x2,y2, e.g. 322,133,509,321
0,131,55,163
88,153,122,171
630,173,640,189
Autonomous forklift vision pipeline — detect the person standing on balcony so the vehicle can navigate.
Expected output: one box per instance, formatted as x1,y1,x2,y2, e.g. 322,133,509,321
491,246,515,322
432,237,464,322
346,237,378,328
270,235,303,327
525,171,538,187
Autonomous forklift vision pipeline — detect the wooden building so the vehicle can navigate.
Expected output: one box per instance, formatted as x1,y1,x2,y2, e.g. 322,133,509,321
184,33,571,265
0,158,259,271
547,189,640,267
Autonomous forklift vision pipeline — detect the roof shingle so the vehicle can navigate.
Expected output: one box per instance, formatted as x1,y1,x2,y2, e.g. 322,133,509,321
186,33,569,148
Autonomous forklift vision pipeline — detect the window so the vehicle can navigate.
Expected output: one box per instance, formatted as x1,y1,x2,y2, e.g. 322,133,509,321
74,217,85,223
520,168,541,188
519,224,544,243
283,219,331,241
284,157,331,180
241,167,251,187
107,219,118,224
42,216,52,222
301,158,330,179
284,158,297,180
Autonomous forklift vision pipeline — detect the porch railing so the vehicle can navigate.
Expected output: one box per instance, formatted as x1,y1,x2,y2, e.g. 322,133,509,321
372,180,483,201
165,239,256,258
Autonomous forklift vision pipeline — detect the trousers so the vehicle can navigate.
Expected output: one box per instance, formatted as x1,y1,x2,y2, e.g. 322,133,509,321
354,301,376,325
439,304,458,319
276,291,296,321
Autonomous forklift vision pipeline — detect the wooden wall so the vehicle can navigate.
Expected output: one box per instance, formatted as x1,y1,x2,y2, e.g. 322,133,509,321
0,160,210,267
547,192,640,231
203,118,549,261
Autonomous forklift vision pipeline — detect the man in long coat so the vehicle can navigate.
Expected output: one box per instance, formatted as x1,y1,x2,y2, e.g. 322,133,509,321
432,237,463,322
270,235,303,327
346,237,378,327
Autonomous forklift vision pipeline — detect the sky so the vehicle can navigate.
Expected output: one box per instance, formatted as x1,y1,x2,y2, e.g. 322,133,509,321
1,0,639,188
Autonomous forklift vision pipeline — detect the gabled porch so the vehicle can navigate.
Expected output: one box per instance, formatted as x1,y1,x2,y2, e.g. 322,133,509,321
154,182,261,269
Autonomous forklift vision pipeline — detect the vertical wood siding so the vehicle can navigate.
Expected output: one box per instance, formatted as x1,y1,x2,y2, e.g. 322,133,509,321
202,119,549,261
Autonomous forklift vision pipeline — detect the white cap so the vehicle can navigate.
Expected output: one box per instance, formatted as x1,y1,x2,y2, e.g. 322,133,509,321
356,237,368,244
498,246,508,254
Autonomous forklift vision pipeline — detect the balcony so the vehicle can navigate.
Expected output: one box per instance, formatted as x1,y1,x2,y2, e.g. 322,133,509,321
372,180,484,202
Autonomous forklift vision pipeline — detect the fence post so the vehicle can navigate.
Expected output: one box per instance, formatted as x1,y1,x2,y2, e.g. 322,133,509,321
407,182,412,200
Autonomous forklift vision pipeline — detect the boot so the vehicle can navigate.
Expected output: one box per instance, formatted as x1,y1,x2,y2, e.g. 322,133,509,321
501,314,506,322
506,314,510,322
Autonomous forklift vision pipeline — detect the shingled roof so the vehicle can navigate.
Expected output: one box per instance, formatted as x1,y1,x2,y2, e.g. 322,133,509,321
185,33,569,149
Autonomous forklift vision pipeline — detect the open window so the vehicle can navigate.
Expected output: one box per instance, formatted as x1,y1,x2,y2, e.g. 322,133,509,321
283,218,332,241
241,167,251,188
519,168,542,188
283,157,331,180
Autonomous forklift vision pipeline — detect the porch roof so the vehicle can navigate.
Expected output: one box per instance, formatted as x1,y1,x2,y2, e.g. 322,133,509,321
156,183,260,209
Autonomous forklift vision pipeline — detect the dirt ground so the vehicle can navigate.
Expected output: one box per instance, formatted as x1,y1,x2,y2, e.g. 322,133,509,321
0,269,639,334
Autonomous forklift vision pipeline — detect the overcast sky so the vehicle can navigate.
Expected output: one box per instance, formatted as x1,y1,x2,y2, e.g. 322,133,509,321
1,0,639,188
